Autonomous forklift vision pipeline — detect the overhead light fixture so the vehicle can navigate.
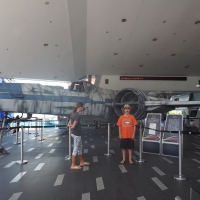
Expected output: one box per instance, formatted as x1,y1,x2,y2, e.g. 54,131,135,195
44,43,48,46
185,66,189,68
171,54,176,56
197,54,199,57
140,65,143,67
114,53,118,55
45,2,49,5
118,38,122,40
196,85,200,88
162,20,166,23
121,19,127,22
153,38,157,41
195,21,200,24
146,54,149,55
55,44,58,47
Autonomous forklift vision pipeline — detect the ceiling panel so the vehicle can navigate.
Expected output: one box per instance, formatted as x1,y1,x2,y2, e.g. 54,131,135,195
0,0,200,81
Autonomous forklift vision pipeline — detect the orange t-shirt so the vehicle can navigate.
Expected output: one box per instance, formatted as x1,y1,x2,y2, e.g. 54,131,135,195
117,114,137,139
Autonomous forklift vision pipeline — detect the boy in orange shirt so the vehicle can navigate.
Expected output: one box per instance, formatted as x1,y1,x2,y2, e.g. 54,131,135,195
117,104,137,164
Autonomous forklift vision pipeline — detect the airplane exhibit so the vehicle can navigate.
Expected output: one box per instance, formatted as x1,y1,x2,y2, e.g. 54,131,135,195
1,80,200,121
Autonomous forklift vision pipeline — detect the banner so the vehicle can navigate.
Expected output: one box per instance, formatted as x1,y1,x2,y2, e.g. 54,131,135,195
143,113,161,141
162,114,183,157
142,113,161,154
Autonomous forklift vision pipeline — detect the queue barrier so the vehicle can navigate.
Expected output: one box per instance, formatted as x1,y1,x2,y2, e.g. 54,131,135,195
16,126,28,165
2,120,200,181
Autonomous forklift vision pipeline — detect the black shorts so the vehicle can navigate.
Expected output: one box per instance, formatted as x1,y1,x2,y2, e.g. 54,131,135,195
120,139,134,149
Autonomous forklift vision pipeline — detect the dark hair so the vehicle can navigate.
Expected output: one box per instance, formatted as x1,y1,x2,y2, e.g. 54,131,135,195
72,102,84,113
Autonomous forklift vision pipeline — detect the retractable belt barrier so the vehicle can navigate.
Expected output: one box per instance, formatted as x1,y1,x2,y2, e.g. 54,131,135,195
16,126,28,165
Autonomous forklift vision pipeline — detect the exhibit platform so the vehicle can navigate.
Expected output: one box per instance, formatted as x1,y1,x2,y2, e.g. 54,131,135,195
0,127,200,200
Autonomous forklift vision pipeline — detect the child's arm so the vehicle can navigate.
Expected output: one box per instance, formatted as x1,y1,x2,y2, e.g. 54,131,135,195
68,120,78,129
132,126,136,139
118,127,122,139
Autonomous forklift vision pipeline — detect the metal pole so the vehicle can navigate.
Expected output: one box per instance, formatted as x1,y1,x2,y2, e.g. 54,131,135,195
35,118,38,136
14,121,20,145
65,127,71,160
39,119,45,142
137,121,145,162
104,123,112,156
16,126,28,164
28,120,30,134
174,130,186,180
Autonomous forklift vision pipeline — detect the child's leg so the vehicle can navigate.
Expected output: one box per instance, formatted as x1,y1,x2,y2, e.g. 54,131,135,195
121,149,126,163
77,137,90,166
71,155,77,167
71,134,81,169
128,149,133,164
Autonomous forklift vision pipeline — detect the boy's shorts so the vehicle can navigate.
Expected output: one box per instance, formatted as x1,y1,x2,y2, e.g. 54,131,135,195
120,138,134,149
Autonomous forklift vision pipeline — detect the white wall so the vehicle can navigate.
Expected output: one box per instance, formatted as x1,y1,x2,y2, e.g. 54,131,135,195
98,75,200,93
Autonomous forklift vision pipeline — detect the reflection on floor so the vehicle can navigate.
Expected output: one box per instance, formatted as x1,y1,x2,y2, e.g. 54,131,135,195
0,127,200,200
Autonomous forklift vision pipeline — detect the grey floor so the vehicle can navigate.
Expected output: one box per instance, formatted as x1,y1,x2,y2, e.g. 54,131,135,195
0,127,200,200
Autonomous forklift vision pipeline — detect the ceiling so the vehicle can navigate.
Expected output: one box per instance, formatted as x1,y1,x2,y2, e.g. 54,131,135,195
1,0,200,82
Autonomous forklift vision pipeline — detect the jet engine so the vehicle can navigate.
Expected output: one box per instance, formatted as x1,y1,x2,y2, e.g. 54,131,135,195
113,88,147,120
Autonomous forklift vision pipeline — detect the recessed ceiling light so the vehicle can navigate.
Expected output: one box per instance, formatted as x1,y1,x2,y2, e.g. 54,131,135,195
54,76,58,78
162,20,166,23
44,43,48,46
118,38,122,40
185,66,189,68
0,72,2,74
140,65,143,67
174,33,176,35
114,53,118,55
197,54,199,57
50,21,52,23
146,54,149,55
153,38,157,41
195,21,200,24
121,19,127,22
106,31,108,33
182,40,186,42
45,2,49,5
171,54,176,56
55,44,58,47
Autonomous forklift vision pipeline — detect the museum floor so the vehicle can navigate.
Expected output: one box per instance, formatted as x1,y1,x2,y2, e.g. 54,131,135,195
0,126,200,200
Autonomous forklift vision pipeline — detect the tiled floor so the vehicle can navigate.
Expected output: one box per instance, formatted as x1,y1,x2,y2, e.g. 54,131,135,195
0,127,200,200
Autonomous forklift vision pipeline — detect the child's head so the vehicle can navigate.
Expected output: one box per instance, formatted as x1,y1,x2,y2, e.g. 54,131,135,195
73,102,85,113
123,104,131,115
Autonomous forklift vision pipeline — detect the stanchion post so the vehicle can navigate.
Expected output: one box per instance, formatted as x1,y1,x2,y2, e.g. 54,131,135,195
174,130,187,180
14,121,20,145
39,119,45,142
35,118,38,136
104,123,112,156
65,127,71,160
136,121,146,163
16,126,28,164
